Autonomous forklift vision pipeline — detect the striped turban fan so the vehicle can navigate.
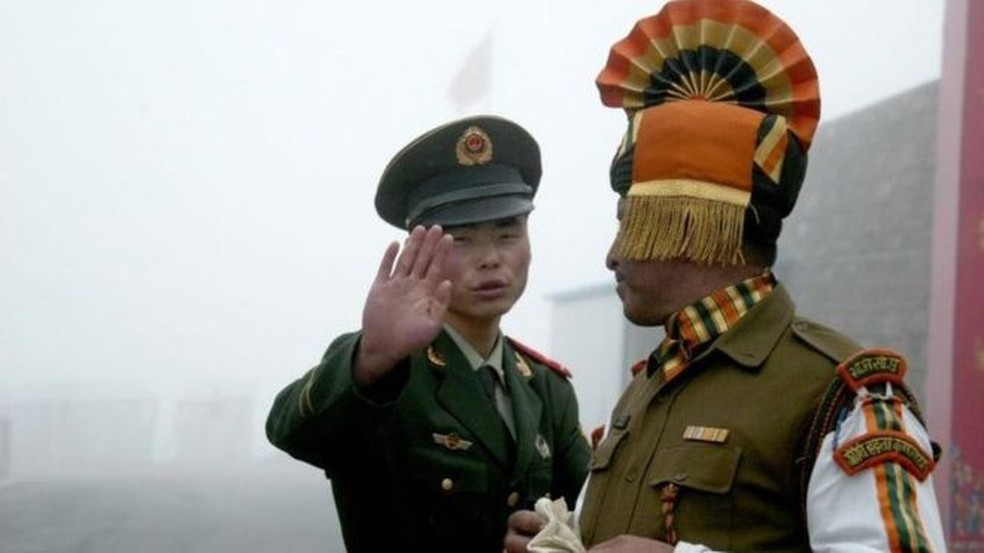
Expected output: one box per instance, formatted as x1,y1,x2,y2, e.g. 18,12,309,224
598,0,820,265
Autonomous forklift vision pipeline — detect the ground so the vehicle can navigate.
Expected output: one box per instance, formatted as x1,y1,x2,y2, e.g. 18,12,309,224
0,459,344,553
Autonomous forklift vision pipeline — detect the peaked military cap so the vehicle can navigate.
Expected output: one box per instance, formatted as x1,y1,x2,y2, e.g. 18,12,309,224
375,115,542,230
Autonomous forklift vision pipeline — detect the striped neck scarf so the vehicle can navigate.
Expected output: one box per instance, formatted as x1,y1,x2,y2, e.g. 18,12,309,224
651,272,777,382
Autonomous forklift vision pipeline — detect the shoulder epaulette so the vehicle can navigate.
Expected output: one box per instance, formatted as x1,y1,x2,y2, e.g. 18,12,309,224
790,318,861,363
508,337,572,378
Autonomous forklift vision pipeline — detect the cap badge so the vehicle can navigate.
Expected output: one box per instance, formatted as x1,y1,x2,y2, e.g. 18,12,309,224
456,126,493,166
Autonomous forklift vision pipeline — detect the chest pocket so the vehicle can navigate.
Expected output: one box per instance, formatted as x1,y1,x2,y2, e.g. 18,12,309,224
647,443,741,536
647,443,741,492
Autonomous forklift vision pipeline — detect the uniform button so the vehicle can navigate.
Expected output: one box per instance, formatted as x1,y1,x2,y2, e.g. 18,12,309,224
624,473,636,483
441,478,454,492
507,491,520,507
673,472,688,482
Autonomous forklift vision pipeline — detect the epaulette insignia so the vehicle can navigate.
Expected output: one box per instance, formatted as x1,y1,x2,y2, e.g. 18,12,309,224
836,348,907,392
834,430,935,482
508,337,572,378
514,352,533,379
630,359,647,377
427,345,447,367
433,432,473,451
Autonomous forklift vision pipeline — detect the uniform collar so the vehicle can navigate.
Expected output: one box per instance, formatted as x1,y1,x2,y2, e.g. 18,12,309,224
444,324,505,382
652,272,778,379
710,282,796,369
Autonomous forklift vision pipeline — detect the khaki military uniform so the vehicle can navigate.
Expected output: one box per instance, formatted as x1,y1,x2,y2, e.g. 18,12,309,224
267,330,591,553
580,285,860,552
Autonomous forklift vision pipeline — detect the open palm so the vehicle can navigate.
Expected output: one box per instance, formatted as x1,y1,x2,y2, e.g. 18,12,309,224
356,225,453,384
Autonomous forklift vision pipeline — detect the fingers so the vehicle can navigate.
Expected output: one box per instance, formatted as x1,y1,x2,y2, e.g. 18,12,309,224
411,225,446,279
504,509,546,552
508,509,547,535
393,225,427,277
424,233,453,286
391,225,450,282
374,241,400,282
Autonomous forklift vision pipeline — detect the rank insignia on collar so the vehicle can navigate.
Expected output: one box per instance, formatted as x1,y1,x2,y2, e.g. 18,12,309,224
683,425,730,444
427,345,447,367
535,434,552,459
433,432,473,451
455,126,493,166
514,352,533,378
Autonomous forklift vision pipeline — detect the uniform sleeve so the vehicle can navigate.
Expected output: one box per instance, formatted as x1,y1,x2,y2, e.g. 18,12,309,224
264,331,408,475
806,383,947,552
550,377,593,509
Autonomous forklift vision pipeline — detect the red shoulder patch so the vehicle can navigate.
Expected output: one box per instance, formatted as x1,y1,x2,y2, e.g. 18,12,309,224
630,359,647,377
508,338,572,378
833,430,934,482
836,348,907,392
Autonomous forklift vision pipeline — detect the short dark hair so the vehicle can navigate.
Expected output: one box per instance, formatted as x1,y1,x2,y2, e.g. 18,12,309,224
742,237,777,268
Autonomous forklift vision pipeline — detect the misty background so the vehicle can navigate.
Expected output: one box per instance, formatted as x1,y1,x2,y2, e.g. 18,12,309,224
1,1,945,551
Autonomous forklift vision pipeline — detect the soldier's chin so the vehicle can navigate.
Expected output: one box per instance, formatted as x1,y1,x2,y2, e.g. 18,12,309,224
623,305,663,327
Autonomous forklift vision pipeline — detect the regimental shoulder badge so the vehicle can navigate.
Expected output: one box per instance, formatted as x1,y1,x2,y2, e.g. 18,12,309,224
836,348,907,391
834,430,935,482
455,126,493,166
507,337,572,378
630,358,647,377
427,345,447,367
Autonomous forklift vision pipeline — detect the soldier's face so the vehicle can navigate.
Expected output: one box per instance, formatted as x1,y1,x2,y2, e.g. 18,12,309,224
606,199,696,326
443,215,531,325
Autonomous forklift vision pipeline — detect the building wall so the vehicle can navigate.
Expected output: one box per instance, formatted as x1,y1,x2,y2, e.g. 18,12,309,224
778,81,938,401
550,285,662,432
551,81,940,424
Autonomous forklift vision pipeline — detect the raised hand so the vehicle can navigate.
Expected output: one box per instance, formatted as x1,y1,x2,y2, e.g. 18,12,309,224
354,225,453,386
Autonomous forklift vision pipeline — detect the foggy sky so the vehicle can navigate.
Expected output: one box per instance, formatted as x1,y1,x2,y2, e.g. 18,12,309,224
1,0,944,409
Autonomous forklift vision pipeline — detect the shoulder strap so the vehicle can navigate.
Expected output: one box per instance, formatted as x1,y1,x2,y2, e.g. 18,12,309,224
507,337,572,379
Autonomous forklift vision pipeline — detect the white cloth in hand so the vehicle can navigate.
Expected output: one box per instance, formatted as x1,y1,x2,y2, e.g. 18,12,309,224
526,497,586,553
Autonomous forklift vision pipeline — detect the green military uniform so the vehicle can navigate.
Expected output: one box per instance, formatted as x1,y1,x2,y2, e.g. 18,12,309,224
266,115,591,552
579,284,858,551
267,329,590,553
